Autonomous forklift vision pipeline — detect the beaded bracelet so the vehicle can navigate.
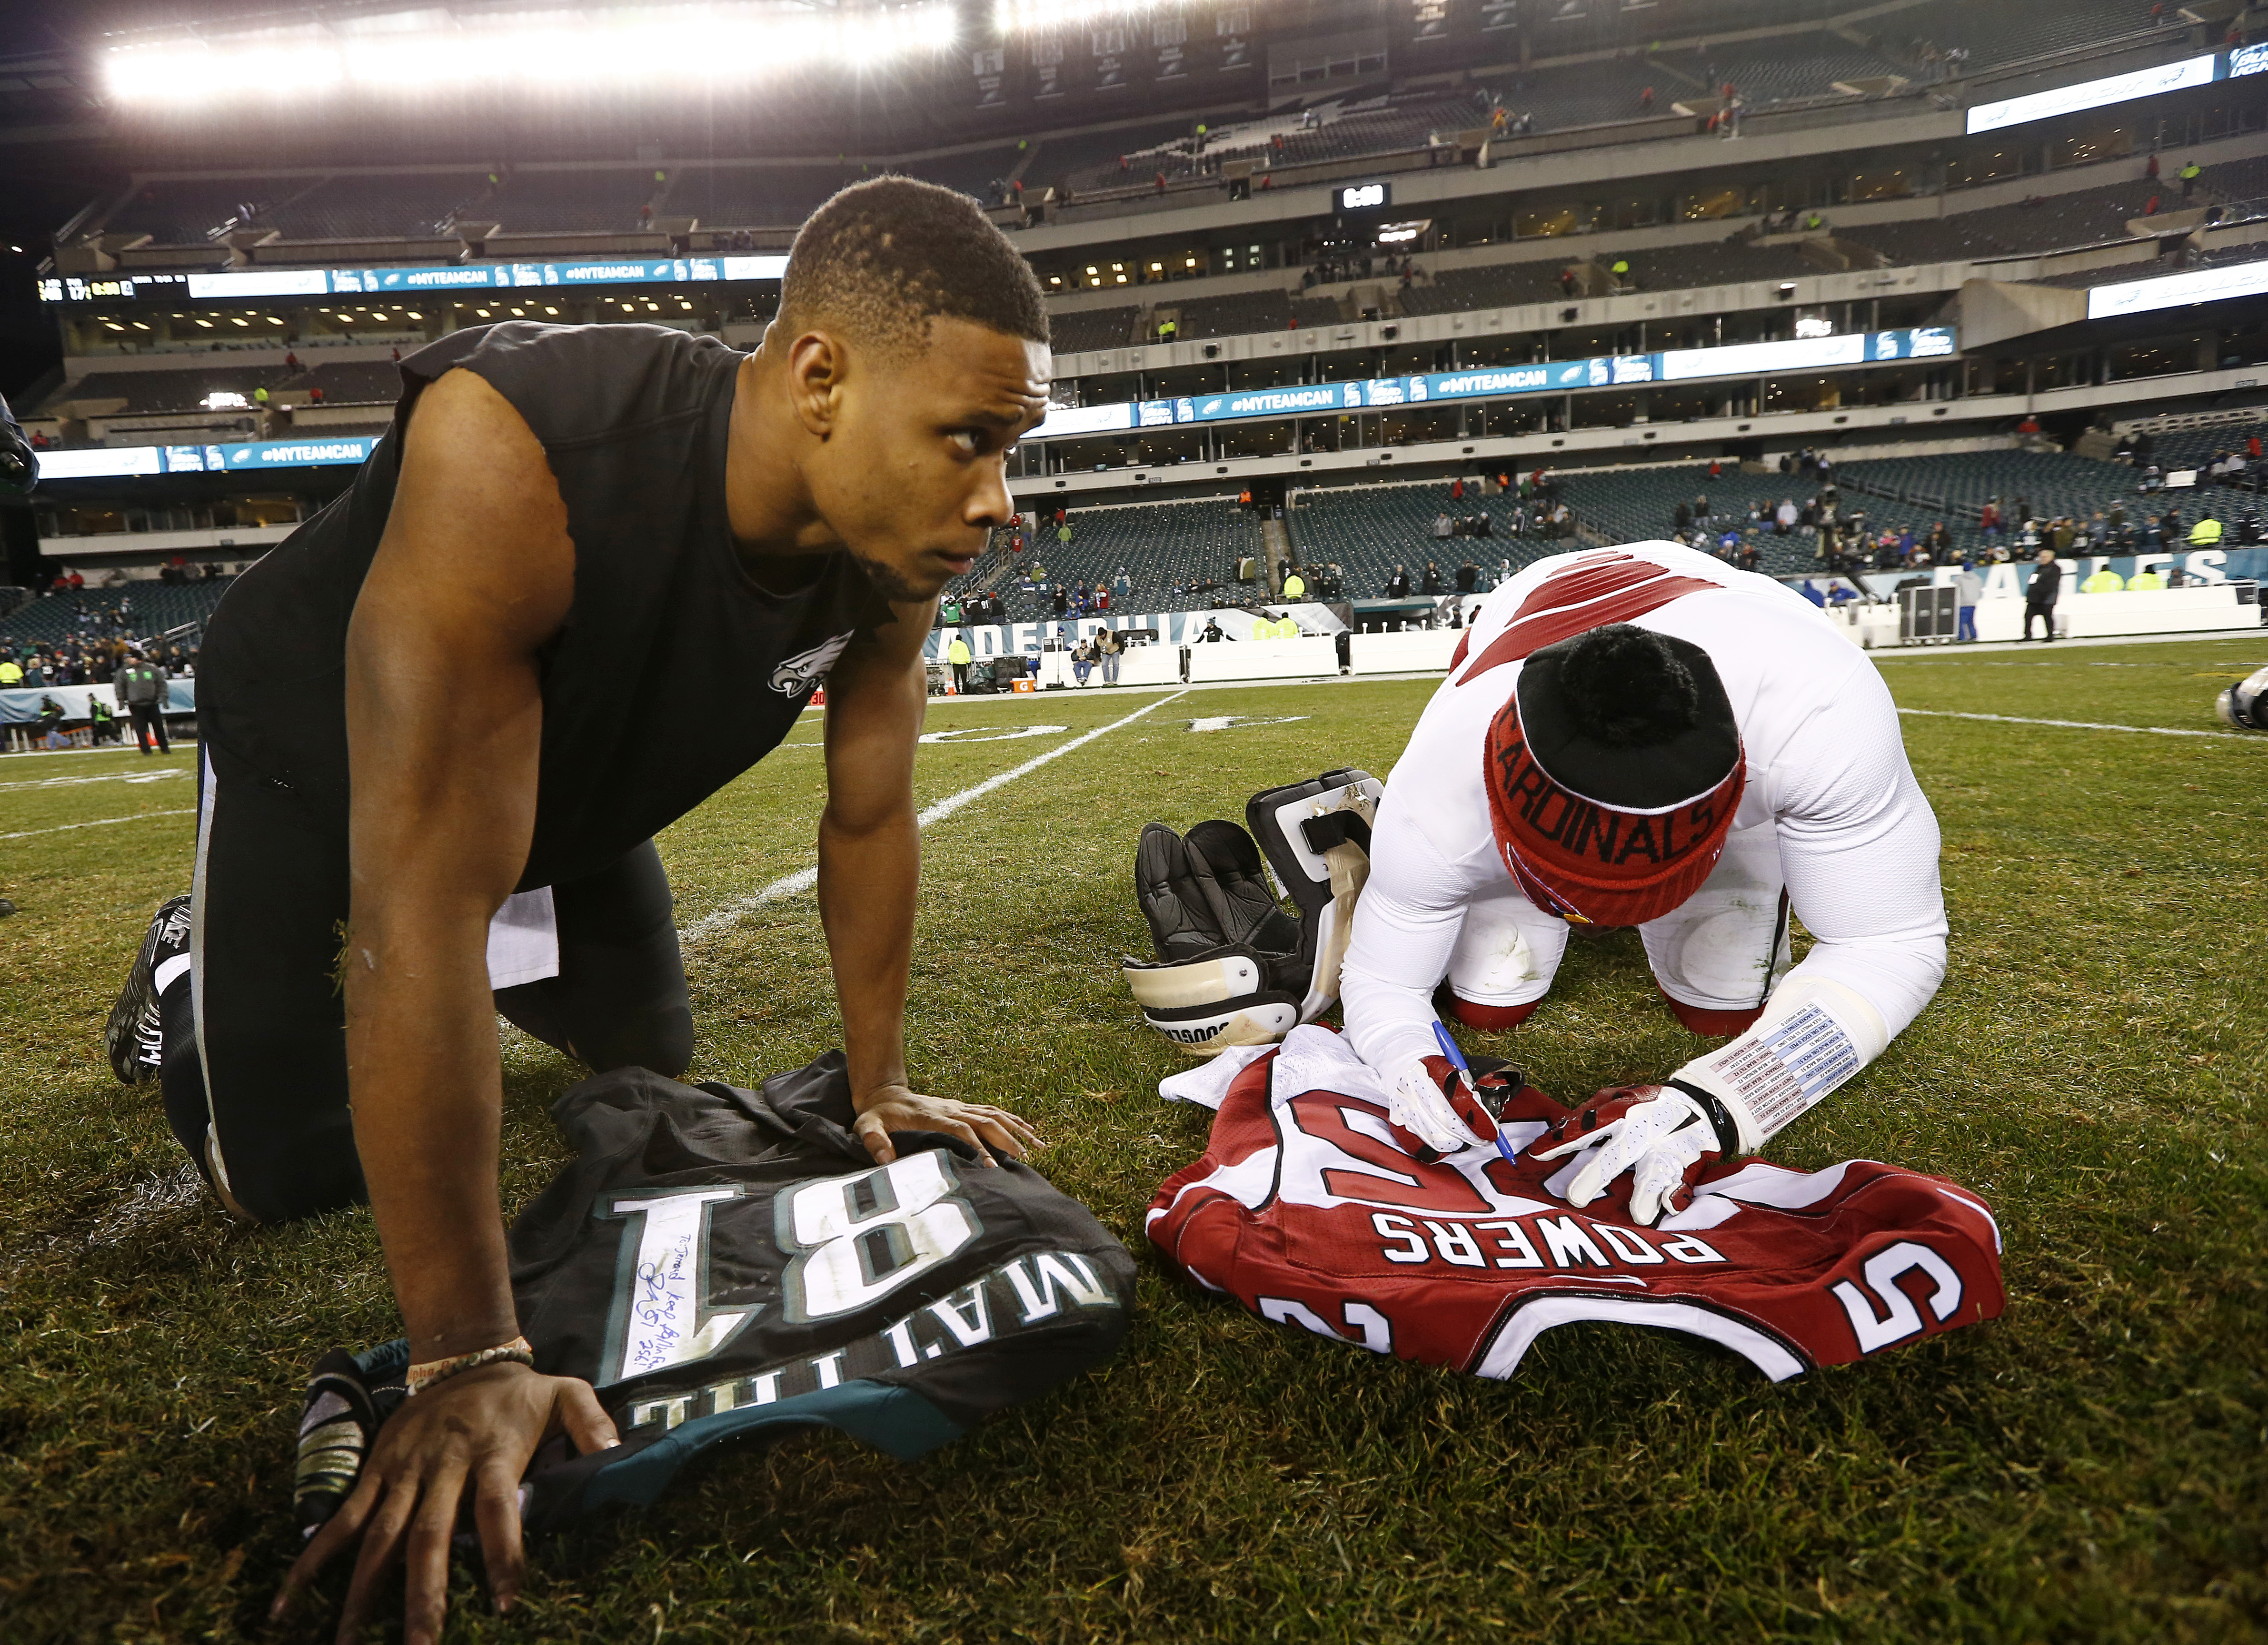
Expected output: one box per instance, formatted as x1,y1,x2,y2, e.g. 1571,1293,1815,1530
406,1336,535,1397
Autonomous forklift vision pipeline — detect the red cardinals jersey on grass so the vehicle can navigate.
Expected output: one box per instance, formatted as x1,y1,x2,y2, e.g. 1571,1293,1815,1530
1147,1030,2002,1380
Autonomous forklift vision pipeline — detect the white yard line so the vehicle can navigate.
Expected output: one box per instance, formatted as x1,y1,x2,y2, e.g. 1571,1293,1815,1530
1897,707,2259,741
0,767,187,793
1,808,196,841
683,688,1191,942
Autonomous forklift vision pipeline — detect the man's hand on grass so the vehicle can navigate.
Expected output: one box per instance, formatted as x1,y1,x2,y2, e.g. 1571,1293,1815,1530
271,1361,618,1645
852,1082,1044,1167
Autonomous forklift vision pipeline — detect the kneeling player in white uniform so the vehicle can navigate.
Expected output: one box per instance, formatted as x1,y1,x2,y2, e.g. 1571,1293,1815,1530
1340,543,1948,1223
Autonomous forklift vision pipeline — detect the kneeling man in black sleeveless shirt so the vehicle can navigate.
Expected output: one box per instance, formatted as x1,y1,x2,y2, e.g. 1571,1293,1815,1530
102,178,1049,1638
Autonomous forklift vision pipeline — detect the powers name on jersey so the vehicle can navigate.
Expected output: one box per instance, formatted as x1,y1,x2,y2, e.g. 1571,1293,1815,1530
1147,1029,2002,1381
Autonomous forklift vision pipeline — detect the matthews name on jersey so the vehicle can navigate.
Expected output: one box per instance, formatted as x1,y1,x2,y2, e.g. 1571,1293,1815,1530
1147,1029,2002,1381
296,1054,1135,1533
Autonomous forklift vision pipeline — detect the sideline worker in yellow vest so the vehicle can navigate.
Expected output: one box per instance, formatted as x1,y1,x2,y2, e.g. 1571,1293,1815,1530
2125,566,2166,591
945,634,973,694
2080,566,2124,593
2188,515,2223,546
1281,570,1306,599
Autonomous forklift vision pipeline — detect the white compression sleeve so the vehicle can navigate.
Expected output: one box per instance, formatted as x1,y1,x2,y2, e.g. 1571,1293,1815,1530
1669,974,1890,1152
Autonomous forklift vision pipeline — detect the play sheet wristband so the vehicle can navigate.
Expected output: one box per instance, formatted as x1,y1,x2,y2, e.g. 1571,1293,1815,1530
407,1336,535,1396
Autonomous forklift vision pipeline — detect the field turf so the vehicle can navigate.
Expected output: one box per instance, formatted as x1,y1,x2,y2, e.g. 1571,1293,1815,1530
1,635,2264,1643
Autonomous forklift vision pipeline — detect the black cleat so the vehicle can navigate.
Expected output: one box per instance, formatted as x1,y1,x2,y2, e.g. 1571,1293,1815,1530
106,893,191,1086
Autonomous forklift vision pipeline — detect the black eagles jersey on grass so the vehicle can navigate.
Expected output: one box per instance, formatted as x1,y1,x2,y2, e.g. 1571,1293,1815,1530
293,1054,1135,1533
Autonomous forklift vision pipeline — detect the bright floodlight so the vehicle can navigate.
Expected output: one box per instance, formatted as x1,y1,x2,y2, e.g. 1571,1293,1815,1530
995,0,1208,36
103,3,960,106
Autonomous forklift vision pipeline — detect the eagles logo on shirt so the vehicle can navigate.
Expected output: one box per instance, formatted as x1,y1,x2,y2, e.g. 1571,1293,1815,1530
770,631,855,697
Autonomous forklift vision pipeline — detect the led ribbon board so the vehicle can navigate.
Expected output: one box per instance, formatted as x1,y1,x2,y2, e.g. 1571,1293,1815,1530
43,328,1959,468
2088,259,2268,320
39,256,788,305
1965,53,2218,135
1032,328,1954,440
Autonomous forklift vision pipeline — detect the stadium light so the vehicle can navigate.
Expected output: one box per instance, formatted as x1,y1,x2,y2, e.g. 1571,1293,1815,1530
995,0,1204,34
101,3,961,107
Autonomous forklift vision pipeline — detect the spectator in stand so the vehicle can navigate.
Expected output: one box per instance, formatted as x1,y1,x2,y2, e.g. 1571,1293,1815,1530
1456,560,1478,593
1421,562,1443,595
284,350,301,371
2179,160,2201,200
1281,567,1307,599
2024,548,2061,642
2146,153,2160,182
1775,498,1797,535
1979,497,2001,546
1640,85,1655,110
1384,564,1412,597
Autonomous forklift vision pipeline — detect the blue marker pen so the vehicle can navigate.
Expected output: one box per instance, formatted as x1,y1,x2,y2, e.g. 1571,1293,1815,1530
1434,1019,1517,1165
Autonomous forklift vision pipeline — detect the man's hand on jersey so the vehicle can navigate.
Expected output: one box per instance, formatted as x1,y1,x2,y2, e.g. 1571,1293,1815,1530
853,1082,1044,1167
272,1360,617,1645
1386,1053,1503,1157
1529,1085,1721,1226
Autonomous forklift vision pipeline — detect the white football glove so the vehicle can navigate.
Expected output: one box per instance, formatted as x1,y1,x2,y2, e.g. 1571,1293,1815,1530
1529,1085,1730,1226
1385,1052,1503,1156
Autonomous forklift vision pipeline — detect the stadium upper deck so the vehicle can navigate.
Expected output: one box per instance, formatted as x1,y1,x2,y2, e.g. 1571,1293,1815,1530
8,0,2268,580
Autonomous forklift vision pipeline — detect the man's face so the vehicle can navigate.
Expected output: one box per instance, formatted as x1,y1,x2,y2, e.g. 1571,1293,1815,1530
805,317,1049,603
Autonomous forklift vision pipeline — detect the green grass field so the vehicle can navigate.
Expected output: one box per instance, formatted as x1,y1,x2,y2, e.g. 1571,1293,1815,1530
2,636,2265,1644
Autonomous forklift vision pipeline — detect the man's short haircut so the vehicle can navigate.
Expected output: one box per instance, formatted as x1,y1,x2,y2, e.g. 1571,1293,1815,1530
780,176,1048,360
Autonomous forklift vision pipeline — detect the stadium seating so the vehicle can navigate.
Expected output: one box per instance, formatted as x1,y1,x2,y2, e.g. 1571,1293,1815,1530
0,577,237,649
1288,484,1574,595
1293,295,1346,328
1834,448,2147,554
1844,178,2167,265
1396,259,1577,317
1618,240,1824,289
1865,0,2173,69
105,180,280,246
1552,463,1850,574
1042,120,1214,197
299,361,403,402
1493,56,1672,134
674,165,861,229
1048,306,1139,354
40,367,290,415
900,148,1025,202
1703,37,1903,106
945,501,1265,624
1169,289,1293,339
488,169,660,234
265,172,497,240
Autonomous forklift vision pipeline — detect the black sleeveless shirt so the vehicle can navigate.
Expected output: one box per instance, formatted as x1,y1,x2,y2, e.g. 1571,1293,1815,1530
200,323,888,890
